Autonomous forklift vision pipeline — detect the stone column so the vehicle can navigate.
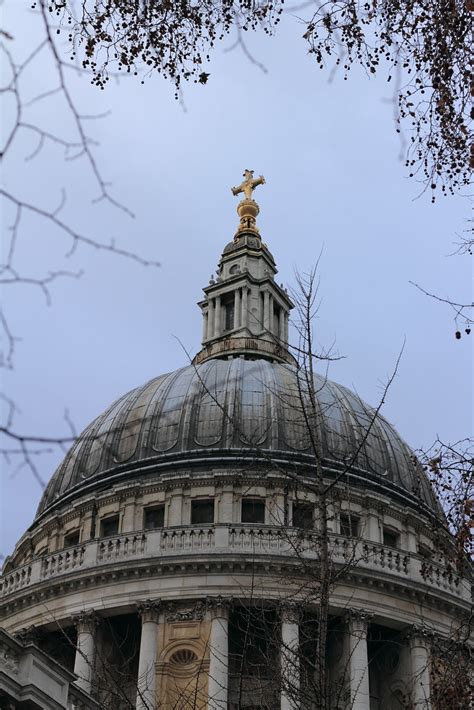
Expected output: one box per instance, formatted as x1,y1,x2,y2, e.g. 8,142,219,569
406,625,432,708
281,604,300,710
207,596,230,710
279,308,286,343
72,610,99,695
207,299,215,340
345,609,373,710
234,288,241,329
214,295,222,338
136,600,161,710
242,288,248,329
263,291,271,331
202,309,209,342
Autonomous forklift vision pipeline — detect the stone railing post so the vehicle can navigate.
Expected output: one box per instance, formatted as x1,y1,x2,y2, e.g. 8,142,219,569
72,610,100,695
207,596,230,710
136,599,161,710
280,602,300,710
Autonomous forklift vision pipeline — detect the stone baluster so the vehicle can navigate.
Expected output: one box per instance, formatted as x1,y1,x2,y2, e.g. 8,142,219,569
405,625,432,708
72,610,100,695
207,596,230,710
280,603,300,710
136,599,161,710
345,609,373,710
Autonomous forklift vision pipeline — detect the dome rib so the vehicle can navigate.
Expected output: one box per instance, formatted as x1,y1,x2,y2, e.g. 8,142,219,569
35,360,441,518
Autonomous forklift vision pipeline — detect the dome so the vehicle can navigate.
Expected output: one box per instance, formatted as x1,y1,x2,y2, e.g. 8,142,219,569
36,358,440,519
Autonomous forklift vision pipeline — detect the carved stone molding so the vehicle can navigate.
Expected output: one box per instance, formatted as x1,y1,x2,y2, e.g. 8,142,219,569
205,595,232,618
13,625,42,645
72,609,100,632
165,600,205,623
279,600,301,625
136,599,162,623
0,641,20,674
344,608,374,628
402,623,436,643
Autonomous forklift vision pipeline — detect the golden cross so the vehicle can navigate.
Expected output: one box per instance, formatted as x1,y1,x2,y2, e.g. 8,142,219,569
231,169,266,201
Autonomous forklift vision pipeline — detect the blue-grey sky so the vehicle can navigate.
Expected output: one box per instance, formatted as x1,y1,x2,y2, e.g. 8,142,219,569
1,2,472,558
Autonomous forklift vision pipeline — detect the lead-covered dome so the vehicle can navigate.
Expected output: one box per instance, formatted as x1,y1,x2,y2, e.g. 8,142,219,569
36,359,440,519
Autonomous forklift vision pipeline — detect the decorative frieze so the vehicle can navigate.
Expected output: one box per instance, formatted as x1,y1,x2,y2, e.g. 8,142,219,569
166,600,205,622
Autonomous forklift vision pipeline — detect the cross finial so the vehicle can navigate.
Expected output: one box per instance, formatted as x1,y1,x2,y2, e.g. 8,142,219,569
231,169,266,201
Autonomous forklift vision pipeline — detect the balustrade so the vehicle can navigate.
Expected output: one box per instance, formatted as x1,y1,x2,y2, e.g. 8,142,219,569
0,526,467,602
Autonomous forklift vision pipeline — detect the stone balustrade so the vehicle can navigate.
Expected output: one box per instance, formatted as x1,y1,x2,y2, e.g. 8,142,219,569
0,525,468,601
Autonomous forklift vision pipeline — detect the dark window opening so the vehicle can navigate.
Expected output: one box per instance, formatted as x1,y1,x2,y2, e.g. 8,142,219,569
144,505,165,530
241,498,265,524
191,499,214,525
383,528,399,548
418,544,432,559
273,303,281,336
100,515,119,538
340,513,359,537
64,530,80,548
224,296,235,331
292,502,314,529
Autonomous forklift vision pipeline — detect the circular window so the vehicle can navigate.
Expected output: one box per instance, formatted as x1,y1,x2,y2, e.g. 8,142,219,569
169,648,198,666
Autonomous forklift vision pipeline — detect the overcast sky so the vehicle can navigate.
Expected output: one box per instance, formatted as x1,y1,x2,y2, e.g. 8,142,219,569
1,2,472,558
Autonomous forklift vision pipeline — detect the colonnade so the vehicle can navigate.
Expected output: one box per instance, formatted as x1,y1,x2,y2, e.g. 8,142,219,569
204,289,289,342
71,602,433,709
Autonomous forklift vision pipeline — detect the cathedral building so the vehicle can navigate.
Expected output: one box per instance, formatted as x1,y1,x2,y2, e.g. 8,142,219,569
0,172,471,709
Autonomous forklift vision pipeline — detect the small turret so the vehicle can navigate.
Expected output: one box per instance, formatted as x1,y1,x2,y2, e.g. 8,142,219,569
193,171,295,366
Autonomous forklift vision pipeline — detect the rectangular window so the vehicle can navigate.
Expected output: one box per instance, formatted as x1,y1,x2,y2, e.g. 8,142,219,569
191,499,215,525
100,515,119,538
64,531,80,548
273,303,281,336
241,498,265,524
340,513,359,537
383,528,399,548
144,505,165,530
224,298,235,331
292,502,313,530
